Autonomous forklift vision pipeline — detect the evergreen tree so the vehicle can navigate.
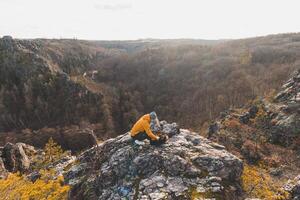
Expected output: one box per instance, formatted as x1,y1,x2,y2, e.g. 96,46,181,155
44,137,64,164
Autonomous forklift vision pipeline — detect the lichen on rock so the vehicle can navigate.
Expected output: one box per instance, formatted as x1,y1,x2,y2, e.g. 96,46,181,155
64,122,243,200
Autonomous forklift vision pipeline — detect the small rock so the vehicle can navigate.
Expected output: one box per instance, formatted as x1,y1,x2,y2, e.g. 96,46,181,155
239,112,250,124
208,122,219,138
27,171,41,182
249,105,259,118
269,167,283,177
149,192,166,200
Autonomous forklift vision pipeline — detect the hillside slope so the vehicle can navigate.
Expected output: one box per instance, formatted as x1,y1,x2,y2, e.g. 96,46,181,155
206,69,300,199
1,33,300,150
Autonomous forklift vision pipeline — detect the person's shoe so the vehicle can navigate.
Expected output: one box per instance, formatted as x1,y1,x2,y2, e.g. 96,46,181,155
134,140,145,146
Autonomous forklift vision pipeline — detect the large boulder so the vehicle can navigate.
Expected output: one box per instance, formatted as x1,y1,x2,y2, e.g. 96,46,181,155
1,143,31,173
64,122,243,200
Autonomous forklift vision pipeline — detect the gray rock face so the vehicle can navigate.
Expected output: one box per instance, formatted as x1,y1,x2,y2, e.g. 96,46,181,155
159,120,180,137
65,122,243,200
284,175,300,200
274,69,300,104
1,142,31,173
48,154,76,176
256,69,300,146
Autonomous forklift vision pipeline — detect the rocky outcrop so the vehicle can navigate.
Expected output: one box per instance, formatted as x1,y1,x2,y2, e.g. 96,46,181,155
274,69,300,104
210,70,300,148
204,70,300,199
263,69,300,146
284,175,300,200
239,105,259,124
1,143,31,173
64,122,243,200
0,142,39,178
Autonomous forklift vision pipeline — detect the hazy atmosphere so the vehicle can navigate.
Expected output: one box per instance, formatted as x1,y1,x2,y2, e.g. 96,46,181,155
2,1,300,199
1,0,300,40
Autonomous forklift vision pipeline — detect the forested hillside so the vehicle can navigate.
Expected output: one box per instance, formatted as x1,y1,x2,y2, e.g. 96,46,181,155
95,33,300,130
0,33,300,147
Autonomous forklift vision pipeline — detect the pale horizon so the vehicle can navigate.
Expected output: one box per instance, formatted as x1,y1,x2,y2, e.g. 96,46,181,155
1,0,300,40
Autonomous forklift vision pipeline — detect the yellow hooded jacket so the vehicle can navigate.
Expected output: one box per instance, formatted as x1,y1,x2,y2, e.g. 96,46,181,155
130,114,158,141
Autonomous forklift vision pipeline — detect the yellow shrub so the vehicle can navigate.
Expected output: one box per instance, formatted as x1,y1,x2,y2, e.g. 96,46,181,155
242,164,289,200
0,171,69,200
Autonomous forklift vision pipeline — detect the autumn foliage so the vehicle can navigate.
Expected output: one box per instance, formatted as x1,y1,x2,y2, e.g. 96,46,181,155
223,118,241,130
1,33,299,139
0,139,70,200
242,164,289,200
0,171,69,200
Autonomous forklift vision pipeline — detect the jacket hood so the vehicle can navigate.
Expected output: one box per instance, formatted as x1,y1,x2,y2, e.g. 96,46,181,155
142,114,151,122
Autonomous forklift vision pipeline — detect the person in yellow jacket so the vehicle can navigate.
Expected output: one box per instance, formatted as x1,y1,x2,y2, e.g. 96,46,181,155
130,112,160,145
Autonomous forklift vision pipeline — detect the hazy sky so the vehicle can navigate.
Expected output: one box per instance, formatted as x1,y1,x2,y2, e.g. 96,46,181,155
1,0,300,40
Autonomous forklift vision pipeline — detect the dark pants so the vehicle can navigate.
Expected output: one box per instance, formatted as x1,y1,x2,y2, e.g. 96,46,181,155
131,132,165,146
131,132,151,141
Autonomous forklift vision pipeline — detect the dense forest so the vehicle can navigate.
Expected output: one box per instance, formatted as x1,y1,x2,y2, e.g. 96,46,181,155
0,33,300,143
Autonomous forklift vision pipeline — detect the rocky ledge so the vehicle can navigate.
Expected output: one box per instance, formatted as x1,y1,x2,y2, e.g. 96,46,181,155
64,122,243,200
